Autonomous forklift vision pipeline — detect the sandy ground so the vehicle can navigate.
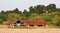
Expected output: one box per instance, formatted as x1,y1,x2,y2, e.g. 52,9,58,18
0,28,60,33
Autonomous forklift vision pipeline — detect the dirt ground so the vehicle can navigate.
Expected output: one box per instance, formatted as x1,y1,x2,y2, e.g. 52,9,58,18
0,28,60,33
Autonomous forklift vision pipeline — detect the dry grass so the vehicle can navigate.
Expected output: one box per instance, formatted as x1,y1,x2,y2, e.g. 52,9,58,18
0,25,60,33
0,28,60,33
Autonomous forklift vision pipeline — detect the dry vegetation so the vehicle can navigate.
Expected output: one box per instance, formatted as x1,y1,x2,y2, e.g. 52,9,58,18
0,25,60,33
0,28,60,33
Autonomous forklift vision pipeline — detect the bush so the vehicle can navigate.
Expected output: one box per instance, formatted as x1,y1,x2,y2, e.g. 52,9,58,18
0,19,3,24
0,14,7,21
43,17,52,22
56,20,60,26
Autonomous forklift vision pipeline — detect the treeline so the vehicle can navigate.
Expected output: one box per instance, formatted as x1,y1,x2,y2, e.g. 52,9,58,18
0,4,60,27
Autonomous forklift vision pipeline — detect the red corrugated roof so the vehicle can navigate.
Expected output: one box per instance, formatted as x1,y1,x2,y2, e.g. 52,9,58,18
6,19,48,25
22,20,48,25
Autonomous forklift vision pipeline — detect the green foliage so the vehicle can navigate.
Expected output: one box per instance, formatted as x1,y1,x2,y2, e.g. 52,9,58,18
46,4,56,12
7,13,21,20
28,13,40,20
13,8,19,13
0,14,7,21
0,19,3,24
29,6,34,12
43,17,52,22
0,4,60,27
56,20,60,26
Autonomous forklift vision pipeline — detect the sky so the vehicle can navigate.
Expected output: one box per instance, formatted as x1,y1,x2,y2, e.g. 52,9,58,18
0,0,60,11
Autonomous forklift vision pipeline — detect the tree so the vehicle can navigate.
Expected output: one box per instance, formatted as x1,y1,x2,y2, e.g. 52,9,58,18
13,8,20,13
1,10,5,13
22,9,29,20
36,5,46,13
29,6,35,13
19,11,22,14
23,9,28,14
46,4,56,12
1,10,6,15
57,8,60,12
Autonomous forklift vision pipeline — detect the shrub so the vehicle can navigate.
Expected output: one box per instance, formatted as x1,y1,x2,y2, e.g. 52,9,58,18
56,20,60,26
0,19,3,24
